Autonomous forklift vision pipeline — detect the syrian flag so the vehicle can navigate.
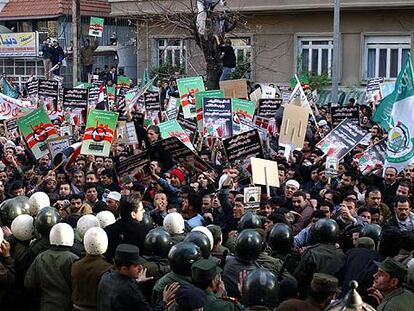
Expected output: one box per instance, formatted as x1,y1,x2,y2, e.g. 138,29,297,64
385,54,414,173
53,142,82,172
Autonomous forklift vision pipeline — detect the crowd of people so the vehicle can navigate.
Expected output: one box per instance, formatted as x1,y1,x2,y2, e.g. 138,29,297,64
0,76,414,311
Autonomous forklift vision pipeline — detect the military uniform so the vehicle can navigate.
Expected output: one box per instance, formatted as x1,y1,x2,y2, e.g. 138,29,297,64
152,271,192,304
30,236,50,257
295,243,345,297
71,254,113,310
203,291,243,311
257,252,283,276
377,287,414,311
170,233,185,245
141,257,170,302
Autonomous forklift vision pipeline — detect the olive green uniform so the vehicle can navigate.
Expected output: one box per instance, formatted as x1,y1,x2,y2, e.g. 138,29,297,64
377,287,414,311
152,271,192,304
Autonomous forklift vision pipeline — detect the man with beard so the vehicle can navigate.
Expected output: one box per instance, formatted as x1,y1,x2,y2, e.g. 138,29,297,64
337,171,357,194
71,169,85,194
384,196,414,232
364,187,392,224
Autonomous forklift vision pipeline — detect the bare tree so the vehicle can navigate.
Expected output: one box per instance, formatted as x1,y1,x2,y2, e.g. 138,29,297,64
123,0,241,89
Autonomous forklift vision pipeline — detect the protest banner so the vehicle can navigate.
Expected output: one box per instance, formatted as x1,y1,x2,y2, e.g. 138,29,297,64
330,105,360,127
158,119,195,151
3,118,18,139
106,86,116,106
177,111,197,138
232,98,256,134
47,137,71,160
239,118,268,140
26,78,38,100
251,157,279,196
116,150,150,179
316,118,367,159
257,98,282,119
126,122,139,145
144,91,161,125
219,79,248,99
63,88,89,125
195,90,224,132
222,129,263,164
355,139,386,174
38,79,59,112
81,109,119,157
177,76,204,119
365,77,384,105
89,17,104,37
278,104,309,150
203,97,233,138
17,108,58,159
0,93,34,120
87,83,101,111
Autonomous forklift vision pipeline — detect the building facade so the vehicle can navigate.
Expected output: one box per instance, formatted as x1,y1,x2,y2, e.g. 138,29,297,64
110,0,414,103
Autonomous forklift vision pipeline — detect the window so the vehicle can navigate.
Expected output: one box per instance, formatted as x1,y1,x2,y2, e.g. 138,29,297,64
298,37,333,77
364,35,411,80
231,37,252,66
156,39,186,69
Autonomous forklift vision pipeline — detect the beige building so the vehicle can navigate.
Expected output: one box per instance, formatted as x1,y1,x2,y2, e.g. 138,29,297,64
110,0,414,101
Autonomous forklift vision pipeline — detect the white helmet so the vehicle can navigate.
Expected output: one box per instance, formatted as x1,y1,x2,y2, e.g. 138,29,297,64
163,212,185,235
192,226,214,251
407,258,414,289
76,215,100,238
96,211,116,228
49,223,74,247
29,192,50,216
11,214,35,241
83,227,108,255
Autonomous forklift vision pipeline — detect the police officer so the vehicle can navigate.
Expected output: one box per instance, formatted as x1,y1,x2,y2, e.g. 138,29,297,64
71,227,112,310
191,258,243,311
207,224,229,265
28,191,50,216
163,212,186,244
367,257,414,310
223,229,262,299
184,231,212,259
31,206,62,256
241,268,279,310
0,196,30,227
295,218,345,298
25,223,79,311
152,241,202,304
72,214,100,257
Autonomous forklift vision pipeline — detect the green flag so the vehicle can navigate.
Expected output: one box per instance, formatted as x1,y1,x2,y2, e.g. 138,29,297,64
372,93,394,132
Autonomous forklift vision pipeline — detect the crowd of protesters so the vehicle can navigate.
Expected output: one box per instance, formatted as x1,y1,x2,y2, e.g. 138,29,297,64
0,76,413,311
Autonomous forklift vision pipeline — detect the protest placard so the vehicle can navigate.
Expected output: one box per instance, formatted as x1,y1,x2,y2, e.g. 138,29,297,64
365,77,384,105
117,150,150,178
38,79,59,112
63,88,89,125
126,122,139,145
116,121,127,144
257,98,282,119
316,118,367,159
3,118,18,139
177,76,204,119
203,97,233,138
330,105,360,127
60,125,72,137
26,79,38,100
278,104,309,149
251,157,280,196
158,119,195,151
219,79,248,99
232,98,256,134
244,186,261,207
81,109,119,157
17,108,58,159
48,137,71,160
195,90,224,132
222,129,263,164
355,139,386,174
144,91,161,125
249,87,262,103
325,156,339,178
260,85,277,99
89,17,104,37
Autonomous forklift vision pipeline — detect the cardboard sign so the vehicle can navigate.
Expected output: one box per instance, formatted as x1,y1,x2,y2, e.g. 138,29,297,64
257,98,282,119
17,108,58,159
177,76,205,119
116,121,127,144
203,98,233,138
222,129,263,164
249,87,262,103
117,150,150,178
244,186,261,205
81,109,119,157
219,79,248,99
261,85,277,99
38,79,59,112
195,90,224,132
251,157,280,187
89,17,104,37
316,118,367,159
279,104,309,149
48,137,71,160
325,156,339,178
331,105,360,127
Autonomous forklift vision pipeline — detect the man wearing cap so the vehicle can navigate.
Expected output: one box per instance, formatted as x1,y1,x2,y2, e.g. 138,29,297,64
277,273,338,311
190,259,243,311
283,180,300,211
168,283,207,311
367,257,414,310
97,244,152,311
106,191,121,217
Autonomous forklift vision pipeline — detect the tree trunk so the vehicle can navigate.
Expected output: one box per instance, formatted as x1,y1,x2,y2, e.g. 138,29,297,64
195,33,222,90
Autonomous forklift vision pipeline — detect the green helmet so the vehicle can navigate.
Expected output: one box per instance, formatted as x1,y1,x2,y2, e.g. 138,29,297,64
168,242,202,276
0,197,30,227
242,268,279,308
268,223,293,253
35,206,62,236
144,228,173,258
184,231,211,259
314,218,339,244
360,224,382,246
235,229,264,261
238,212,263,232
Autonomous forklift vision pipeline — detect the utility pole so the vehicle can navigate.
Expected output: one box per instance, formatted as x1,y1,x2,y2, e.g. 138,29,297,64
72,0,80,86
331,0,340,105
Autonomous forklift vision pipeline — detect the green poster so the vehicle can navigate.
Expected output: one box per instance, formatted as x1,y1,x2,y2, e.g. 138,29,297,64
17,108,58,159
232,99,256,134
158,119,195,151
117,76,131,88
81,109,119,157
106,86,115,105
177,76,205,119
195,90,224,132
89,17,104,37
